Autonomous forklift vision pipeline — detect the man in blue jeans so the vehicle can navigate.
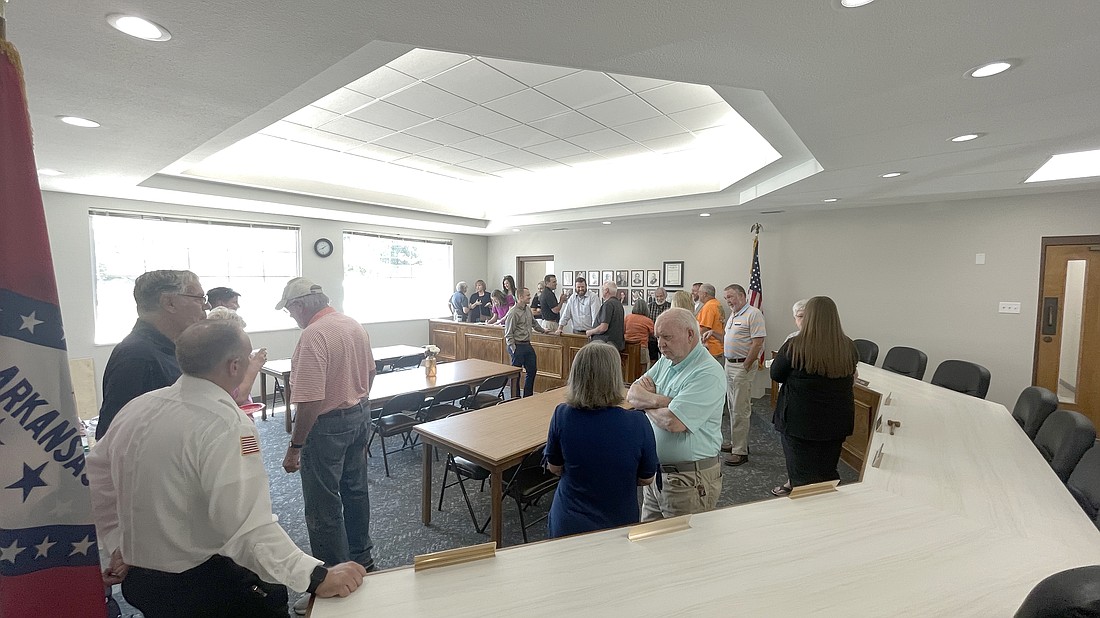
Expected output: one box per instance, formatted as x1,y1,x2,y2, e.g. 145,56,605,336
276,278,376,614
503,287,547,397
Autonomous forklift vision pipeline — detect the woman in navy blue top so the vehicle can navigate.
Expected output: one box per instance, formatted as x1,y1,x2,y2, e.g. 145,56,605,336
544,342,658,538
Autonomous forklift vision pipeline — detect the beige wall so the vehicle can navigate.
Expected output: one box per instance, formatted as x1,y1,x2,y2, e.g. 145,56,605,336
488,189,1100,407
42,191,487,402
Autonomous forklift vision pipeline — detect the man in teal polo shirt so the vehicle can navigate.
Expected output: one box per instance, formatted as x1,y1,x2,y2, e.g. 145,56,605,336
628,308,726,520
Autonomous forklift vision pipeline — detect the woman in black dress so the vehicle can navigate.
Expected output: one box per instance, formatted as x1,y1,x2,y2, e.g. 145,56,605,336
771,296,859,489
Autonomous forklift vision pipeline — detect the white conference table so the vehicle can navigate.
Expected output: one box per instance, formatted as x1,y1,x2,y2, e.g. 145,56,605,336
311,364,1100,616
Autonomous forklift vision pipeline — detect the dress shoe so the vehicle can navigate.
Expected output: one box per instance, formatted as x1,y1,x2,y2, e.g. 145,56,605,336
722,453,748,467
720,443,732,453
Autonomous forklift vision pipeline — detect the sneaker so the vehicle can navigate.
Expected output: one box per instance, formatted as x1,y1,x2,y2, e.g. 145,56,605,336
722,453,748,467
293,594,311,616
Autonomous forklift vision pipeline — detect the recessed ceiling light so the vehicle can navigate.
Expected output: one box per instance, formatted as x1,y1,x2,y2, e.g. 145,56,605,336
511,228,520,232
950,133,984,143
822,198,839,203
601,221,612,225
1026,148,1100,183
699,213,711,217
37,168,64,176
840,0,876,7
967,61,1013,78
760,210,785,214
106,14,172,41
59,116,100,128
880,171,905,178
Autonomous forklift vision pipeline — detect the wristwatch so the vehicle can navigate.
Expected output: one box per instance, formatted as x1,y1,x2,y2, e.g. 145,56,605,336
307,564,328,594
290,443,304,449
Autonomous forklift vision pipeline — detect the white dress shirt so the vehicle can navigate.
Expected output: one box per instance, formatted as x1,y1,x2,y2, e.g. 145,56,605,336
558,290,602,333
87,375,321,592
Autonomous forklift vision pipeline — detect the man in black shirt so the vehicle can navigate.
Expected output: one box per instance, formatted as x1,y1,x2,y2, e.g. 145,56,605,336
587,281,625,351
538,274,563,331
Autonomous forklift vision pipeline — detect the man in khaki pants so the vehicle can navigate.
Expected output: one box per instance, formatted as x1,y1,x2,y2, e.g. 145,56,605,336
628,309,726,519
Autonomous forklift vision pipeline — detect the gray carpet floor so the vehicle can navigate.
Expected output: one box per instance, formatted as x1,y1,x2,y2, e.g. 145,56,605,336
113,391,857,615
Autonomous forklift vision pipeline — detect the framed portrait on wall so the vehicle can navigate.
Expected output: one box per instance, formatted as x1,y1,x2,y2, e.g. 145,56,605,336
561,270,574,285
587,270,600,285
615,270,629,287
601,270,614,286
646,288,656,300
630,270,644,287
631,289,644,303
647,270,660,287
663,261,684,288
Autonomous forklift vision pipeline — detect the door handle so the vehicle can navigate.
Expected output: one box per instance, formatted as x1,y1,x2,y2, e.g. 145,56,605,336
1041,297,1059,336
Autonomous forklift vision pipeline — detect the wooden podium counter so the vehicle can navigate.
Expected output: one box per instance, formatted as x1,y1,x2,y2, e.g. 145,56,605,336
428,319,644,392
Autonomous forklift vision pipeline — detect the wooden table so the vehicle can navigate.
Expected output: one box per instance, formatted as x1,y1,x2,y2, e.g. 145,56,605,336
368,358,521,409
258,345,434,432
413,389,565,547
311,364,1100,617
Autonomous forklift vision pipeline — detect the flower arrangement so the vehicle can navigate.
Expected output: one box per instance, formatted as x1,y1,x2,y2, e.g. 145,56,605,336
424,344,440,358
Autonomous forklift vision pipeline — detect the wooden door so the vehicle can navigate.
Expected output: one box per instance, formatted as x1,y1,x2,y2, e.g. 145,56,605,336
1034,238,1100,426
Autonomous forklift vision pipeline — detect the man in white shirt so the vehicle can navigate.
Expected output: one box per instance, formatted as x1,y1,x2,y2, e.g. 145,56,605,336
555,276,602,335
88,320,366,617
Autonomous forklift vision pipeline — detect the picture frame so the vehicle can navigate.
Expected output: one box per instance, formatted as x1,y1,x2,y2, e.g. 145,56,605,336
646,288,656,301
587,270,600,286
601,270,614,286
663,261,684,288
631,289,644,303
630,270,644,287
647,270,660,287
561,270,574,285
615,270,629,287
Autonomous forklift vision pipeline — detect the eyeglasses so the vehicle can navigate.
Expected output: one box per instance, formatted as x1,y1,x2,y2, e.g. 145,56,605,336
177,293,208,304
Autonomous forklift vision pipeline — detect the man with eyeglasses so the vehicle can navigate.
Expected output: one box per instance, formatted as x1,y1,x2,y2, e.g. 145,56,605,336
96,269,209,439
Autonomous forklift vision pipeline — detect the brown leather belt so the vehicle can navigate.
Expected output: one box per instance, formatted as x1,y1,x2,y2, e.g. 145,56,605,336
661,455,720,473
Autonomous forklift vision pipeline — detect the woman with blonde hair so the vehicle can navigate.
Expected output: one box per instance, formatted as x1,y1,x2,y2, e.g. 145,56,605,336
485,290,509,324
670,290,693,311
544,342,658,538
771,296,859,490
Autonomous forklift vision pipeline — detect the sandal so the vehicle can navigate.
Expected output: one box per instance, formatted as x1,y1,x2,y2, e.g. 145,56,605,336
770,484,792,497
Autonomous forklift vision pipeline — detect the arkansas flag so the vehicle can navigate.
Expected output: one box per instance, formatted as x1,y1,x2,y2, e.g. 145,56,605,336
0,37,106,616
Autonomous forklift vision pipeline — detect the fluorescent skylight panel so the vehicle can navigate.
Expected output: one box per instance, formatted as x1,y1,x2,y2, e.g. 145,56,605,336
1026,148,1100,183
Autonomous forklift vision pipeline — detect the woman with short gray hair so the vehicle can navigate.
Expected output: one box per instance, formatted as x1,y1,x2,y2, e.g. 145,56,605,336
543,342,658,538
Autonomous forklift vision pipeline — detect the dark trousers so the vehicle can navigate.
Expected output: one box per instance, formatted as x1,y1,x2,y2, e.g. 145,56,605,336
780,433,845,488
509,342,537,397
122,555,288,618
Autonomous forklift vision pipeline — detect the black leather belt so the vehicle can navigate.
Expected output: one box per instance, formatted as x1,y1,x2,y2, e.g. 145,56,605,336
725,357,746,363
317,401,365,419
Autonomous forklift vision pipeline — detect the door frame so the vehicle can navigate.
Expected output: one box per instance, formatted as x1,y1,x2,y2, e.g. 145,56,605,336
516,254,554,291
1032,234,1100,384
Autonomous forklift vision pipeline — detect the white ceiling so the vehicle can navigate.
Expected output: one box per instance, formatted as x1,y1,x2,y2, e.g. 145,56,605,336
12,0,1100,234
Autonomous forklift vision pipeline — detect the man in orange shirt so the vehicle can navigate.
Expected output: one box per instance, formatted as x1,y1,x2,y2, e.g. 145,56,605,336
696,284,725,362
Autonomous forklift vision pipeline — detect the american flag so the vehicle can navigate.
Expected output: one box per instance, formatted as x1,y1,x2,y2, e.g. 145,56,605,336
240,435,261,456
1,36,106,616
749,234,765,363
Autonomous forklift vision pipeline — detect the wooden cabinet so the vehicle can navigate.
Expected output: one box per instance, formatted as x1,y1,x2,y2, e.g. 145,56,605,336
428,319,644,392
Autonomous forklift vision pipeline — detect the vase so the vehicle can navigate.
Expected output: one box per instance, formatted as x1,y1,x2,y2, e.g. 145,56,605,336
424,356,437,378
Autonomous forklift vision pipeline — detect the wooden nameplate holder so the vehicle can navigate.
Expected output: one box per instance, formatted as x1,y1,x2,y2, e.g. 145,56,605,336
628,514,692,541
414,541,496,572
788,479,840,499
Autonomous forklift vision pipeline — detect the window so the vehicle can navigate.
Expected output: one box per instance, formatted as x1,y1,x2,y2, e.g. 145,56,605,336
343,232,452,323
90,211,300,344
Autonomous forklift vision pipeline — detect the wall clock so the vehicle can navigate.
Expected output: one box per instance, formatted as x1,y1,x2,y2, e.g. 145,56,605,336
314,238,333,258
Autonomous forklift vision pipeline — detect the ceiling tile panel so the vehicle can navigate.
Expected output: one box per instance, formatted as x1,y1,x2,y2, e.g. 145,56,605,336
483,89,570,123
558,152,608,166
260,121,314,141
284,106,341,128
387,49,471,80
345,67,417,99
566,128,633,151
372,132,439,155
526,139,587,159
478,57,578,86
348,101,431,131
442,106,520,134
580,95,661,126
436,165,493,181
614,116,688,142
488,125,556,149
383,82,476,119
318,116,394,143
530,111,605,139
535,71,631,109
458,158,513,173
392,155,446,172
642,132,698,153
638,83,725,115
608,73,673,93
596,142,653,159
403,120,478,145
428,60,527,104
523,160,570,172
451,135,513,157
419,146,481,165
288,129,365,152
669,102,733,131
490,148,551,168
348,143,407,162
312,88,375,115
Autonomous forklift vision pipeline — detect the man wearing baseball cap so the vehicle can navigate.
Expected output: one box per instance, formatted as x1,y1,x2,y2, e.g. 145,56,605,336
207,286,241,310
275,277,377,614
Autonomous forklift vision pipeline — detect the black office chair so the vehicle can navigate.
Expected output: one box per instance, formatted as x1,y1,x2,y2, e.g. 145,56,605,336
930,359,991,399
1012,386,1059,441
1034,409,1096,482
390,354,425,371
1015,565,1100,617
366,392,425,477
463,374,510,410
419,384,471,423
853,339,879,366
881,346,928,380
1068,446,1100,530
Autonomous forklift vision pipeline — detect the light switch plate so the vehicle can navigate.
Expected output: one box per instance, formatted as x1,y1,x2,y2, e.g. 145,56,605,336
998,302,1021,314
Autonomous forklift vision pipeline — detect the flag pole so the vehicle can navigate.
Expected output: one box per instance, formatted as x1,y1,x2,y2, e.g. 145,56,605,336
750,222,762,235
0,0,8,41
